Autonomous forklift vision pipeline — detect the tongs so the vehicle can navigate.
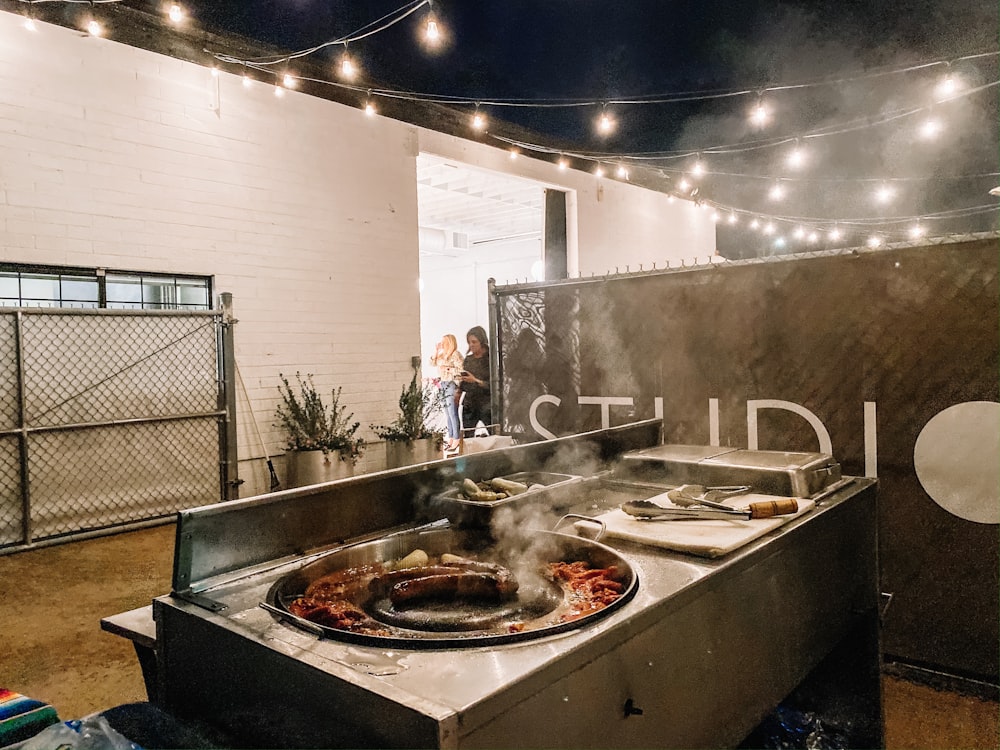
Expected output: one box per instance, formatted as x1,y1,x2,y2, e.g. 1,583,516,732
621,484,799,522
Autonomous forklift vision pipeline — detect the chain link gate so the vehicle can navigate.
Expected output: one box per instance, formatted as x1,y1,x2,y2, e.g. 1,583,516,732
0,307,232,552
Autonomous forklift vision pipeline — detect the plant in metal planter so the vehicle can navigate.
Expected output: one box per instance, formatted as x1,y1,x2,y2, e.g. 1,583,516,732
371,372,445,468
276,372,365,463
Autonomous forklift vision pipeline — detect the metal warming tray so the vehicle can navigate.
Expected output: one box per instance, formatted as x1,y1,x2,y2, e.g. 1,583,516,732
619,444,841,497
428,471,584,527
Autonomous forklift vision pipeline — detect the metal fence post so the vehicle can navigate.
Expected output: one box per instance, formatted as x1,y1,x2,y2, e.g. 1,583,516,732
219,293,240,501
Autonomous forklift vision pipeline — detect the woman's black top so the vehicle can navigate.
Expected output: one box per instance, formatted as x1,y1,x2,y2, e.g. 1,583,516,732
460,352,491,426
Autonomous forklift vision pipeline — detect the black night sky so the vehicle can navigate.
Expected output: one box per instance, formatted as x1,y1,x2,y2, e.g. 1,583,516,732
180,0,998,256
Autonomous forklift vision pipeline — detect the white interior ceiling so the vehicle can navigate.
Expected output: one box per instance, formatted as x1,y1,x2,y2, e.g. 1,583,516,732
416,154,544,257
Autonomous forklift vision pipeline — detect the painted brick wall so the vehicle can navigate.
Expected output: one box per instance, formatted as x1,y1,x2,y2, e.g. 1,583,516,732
0,11,714,495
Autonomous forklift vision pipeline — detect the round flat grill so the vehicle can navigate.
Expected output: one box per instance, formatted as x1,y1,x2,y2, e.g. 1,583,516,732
264,526,639,648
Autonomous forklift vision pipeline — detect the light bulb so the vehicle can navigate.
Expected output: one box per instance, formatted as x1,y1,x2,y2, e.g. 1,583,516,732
867,235,883,248
667,194,676,203
597,112,614,135
750,219,760,230
339,56,356,80
274,85,284,98
909,223,925,239
769,183,785,201
829,227,842,241
728,213,738,224
763,223,775,235
678,178,690,192
750,102,768,127
616,164,628,179
509,149,519,160
558,158,568,171
283,73,296,89
594,165,605,177
793,226,805,239
807,232,818,243
691,160,705,178
87,19,102,36
168,4,184,24
786,146,805,169
471,112,486,131
24,17,37,31
936,74,958,99
774,237,786,248
874,185,894,204
425,18,440,43
242,74,252,88
364,101,377,117
919,118,942,140
710,211,720,223
210,66,219,78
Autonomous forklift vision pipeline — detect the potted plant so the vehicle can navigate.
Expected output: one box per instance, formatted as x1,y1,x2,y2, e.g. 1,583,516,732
371,371,445,469
275,372,365,487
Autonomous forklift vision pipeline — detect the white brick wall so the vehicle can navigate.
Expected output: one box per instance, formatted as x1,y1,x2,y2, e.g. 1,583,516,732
0,11,714,496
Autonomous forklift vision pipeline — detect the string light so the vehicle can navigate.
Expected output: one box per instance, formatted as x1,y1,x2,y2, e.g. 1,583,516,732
86,18,102,37
471,107,487,131
558,157,569,171
23,16,37,32
908,223,926,239
768,182,785,201
750,219,760,230
874,184,894,204
596,108,615,136
750,99,769,127
168,4,184,24
339,48,357,80
867,234,883,248
935,73,959,99
282,73,296,89
807,231,819,243
763,222,775,235
786,144,806,169
678,178,690,192
728,212,738,224
509,148,519,160
274,83,284,98
919,118,942,139
829,227,843,241
793,226,806,239
616,164,629,179
594,164,605,177
364,100,377,116
691,158,705,178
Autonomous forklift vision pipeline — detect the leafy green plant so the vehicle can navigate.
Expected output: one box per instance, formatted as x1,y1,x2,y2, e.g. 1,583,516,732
275,372,365,462
371,371,445,445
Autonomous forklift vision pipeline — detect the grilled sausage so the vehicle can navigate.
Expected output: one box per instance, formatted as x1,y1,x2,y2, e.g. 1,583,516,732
389,571,519,608
370,560,516,597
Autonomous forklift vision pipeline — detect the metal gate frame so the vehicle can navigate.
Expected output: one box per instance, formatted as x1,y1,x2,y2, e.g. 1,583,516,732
0,297,237,553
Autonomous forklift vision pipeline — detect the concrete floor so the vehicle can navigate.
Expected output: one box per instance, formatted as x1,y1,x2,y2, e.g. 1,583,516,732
1,524,997,749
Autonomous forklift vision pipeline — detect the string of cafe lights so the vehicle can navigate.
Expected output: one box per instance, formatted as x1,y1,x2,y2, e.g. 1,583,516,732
11,0,999,248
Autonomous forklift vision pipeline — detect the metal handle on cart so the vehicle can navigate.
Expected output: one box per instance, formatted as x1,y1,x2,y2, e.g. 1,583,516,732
553,513,606,542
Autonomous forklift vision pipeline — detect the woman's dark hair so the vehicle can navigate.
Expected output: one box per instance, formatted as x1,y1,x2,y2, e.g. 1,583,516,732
466,326,489,353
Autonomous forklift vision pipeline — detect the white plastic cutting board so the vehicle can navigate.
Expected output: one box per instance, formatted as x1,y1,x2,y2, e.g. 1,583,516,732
585,492,815,559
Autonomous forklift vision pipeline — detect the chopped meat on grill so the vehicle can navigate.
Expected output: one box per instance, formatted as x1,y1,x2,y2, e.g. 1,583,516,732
287,596,371,629
547,560,625,622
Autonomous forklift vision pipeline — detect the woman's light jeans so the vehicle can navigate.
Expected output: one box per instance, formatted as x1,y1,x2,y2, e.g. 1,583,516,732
441,380,460,440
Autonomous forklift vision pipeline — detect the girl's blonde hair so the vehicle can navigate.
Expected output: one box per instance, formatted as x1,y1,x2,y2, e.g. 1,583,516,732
440,334,458,357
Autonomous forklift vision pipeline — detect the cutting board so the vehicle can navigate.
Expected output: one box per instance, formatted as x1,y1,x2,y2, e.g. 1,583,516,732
583,492,815,559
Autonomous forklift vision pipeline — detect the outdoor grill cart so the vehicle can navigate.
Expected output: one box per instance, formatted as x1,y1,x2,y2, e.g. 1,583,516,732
152,420,881,748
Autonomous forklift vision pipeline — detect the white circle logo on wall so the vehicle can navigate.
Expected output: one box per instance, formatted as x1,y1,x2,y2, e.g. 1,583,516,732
914,401,1000,525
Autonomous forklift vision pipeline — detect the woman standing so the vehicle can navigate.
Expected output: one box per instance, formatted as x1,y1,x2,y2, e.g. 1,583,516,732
430,334,465,450
457,326,492,433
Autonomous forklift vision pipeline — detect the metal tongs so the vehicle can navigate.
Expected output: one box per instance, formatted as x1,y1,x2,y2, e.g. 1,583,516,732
621,484,798,522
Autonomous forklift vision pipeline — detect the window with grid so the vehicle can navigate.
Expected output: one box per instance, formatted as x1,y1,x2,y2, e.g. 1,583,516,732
0,265,212,310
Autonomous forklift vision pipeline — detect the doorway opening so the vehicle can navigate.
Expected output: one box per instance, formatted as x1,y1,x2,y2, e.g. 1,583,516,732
416,154,564,366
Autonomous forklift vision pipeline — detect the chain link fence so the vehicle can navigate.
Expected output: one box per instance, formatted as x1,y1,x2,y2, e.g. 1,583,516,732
0,309,229,551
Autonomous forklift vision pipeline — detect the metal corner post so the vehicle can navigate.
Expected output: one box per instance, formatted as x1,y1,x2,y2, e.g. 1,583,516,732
219,293,240,501
487,278,501,429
